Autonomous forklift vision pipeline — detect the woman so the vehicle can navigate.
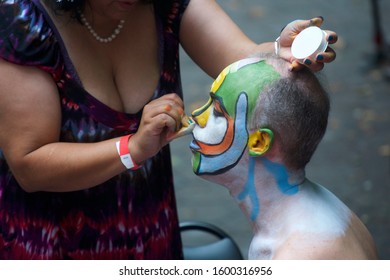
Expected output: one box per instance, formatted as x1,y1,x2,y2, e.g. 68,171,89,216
0,0,337,259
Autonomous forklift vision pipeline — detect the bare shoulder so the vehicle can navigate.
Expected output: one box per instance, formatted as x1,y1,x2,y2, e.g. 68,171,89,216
273,225,378,260
0,58,61,159
272,233,338,259
0,58,59,119
271,182,378,260
0,58,57,97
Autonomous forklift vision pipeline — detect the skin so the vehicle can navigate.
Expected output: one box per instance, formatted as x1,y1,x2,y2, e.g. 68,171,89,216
190,57,378,259
0,0,337,192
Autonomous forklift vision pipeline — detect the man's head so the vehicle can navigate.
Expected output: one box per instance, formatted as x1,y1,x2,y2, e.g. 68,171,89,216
190,55,329,176
250,57,329,170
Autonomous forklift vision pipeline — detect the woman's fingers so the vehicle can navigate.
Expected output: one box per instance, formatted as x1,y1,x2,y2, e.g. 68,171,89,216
324,30,338,44
142,93,184,133
316,46,337,63
131,94,185,162
280,18,338,72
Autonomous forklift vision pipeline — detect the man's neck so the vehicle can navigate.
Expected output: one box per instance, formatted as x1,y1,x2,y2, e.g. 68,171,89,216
208,155,306,233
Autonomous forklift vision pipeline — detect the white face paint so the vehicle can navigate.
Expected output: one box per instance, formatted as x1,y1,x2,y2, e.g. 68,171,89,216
192,107,228,145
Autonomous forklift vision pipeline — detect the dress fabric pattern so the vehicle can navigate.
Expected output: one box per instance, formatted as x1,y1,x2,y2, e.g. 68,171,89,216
0,0,190,259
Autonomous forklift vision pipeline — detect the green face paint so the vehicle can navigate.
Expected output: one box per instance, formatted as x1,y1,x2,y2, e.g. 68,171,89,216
191,151,201,173
211,58,280,120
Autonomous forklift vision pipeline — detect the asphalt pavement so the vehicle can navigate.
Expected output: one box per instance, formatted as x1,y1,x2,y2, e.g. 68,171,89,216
170,0,390,260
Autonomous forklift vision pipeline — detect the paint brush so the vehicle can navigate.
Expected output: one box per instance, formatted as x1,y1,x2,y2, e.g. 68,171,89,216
168,114,195,140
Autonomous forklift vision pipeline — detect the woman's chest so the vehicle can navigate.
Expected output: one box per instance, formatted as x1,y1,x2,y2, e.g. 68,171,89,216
72,41,160,114
58,7,161,114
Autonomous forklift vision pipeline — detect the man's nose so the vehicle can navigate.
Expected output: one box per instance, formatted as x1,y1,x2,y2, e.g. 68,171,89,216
192,106,212,128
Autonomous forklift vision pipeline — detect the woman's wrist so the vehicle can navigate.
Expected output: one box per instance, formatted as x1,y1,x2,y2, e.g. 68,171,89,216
116,134,142,170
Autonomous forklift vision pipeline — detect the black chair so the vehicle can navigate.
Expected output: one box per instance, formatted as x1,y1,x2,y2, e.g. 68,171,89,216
180,221,244,260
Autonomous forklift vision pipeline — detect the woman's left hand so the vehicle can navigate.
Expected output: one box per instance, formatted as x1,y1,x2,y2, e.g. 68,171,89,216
278,17,338,72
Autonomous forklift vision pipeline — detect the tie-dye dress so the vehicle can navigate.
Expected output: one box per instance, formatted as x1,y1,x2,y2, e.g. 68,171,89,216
0,0,189,259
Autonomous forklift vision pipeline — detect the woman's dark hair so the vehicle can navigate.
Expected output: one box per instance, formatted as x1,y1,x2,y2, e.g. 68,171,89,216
45,0,153,22
43,0,85,21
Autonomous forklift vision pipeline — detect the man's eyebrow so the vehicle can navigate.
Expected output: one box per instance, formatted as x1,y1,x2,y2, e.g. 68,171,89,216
209,92,223,103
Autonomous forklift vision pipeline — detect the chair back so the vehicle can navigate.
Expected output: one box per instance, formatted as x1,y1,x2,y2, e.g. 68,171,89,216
180,221,244,260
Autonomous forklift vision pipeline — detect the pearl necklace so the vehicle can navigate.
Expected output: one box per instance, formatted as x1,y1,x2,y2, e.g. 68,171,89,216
79,11,125,43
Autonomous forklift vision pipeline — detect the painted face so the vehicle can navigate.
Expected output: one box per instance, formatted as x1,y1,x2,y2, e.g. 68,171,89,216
190,58,280,175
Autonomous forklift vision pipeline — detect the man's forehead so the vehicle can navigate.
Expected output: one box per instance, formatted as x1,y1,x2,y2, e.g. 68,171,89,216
211,58,281,116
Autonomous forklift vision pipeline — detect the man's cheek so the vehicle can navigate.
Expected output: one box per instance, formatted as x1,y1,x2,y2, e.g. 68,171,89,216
193,117,227,145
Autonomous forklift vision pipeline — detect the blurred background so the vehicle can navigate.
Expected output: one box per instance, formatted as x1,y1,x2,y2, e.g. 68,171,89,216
171,0,390,259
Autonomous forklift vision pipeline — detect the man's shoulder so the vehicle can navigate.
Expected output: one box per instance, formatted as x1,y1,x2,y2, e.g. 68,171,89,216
272,226,378,260
272,232,347,259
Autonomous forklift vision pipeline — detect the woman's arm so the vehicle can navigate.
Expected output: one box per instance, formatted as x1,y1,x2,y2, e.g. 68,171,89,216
0,59,183,192
179,0,337,77
179,0,263,78
0,59,124,192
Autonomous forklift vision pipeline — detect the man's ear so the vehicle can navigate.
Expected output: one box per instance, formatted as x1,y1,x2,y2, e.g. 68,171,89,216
248,128,274,156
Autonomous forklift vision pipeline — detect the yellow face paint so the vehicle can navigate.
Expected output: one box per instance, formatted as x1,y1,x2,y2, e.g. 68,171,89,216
248,129,274,156
210,66,229,93
191,98,212,128
248,132,260,151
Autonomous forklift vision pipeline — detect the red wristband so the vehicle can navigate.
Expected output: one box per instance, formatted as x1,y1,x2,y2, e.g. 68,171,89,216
116,134,140,170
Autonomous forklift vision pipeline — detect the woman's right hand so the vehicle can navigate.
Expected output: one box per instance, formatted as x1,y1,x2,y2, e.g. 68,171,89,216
129,93,185,165
278,17,338,72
